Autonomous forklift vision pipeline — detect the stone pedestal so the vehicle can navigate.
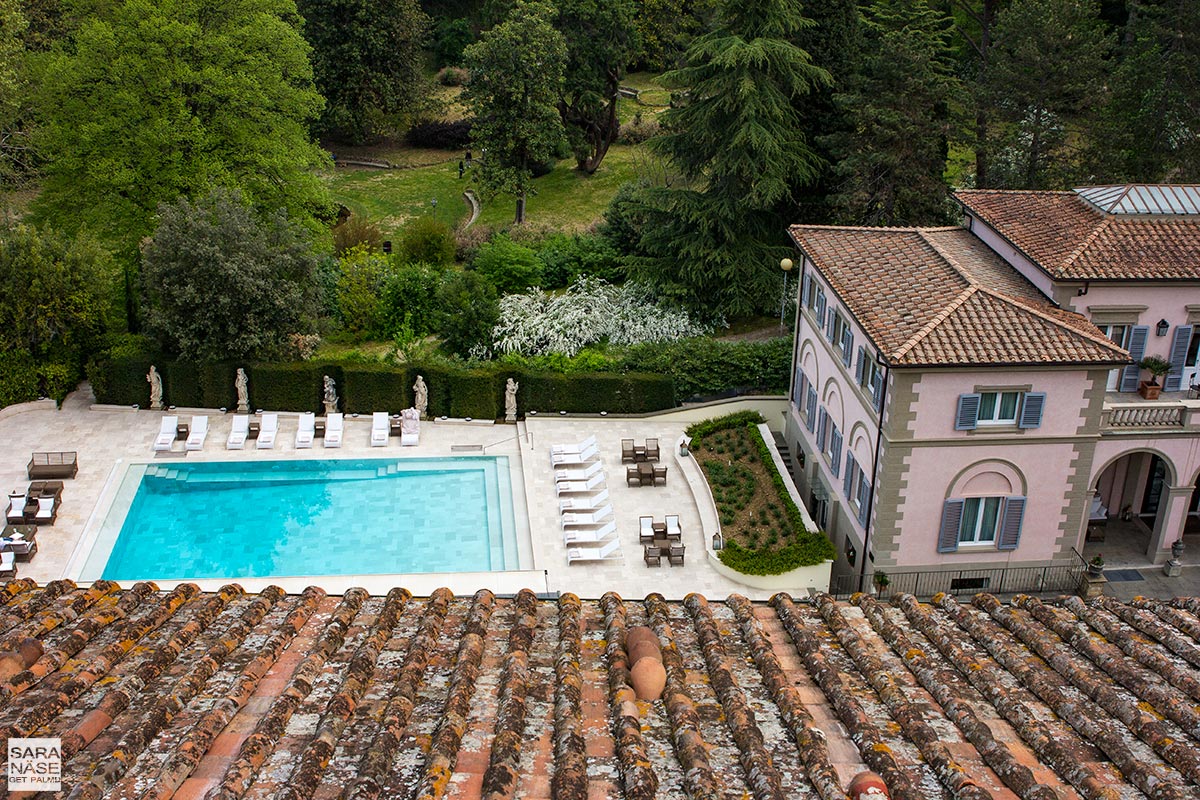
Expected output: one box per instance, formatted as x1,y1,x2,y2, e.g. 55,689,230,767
1078,573,1107,599
1164,559,1183,577
237,402,250,414
150,401,164,411
323,400,338,415
505,410,517,423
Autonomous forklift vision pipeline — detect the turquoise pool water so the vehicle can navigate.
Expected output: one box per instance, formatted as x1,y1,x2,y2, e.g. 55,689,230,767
90,457,519,580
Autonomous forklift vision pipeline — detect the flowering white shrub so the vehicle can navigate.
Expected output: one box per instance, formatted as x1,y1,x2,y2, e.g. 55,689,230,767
492,277,706,356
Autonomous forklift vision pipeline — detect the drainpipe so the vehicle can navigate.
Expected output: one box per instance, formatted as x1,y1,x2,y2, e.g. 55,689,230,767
858,357,889,594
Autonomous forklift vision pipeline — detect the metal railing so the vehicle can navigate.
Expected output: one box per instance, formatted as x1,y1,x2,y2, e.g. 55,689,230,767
830,562,1086,600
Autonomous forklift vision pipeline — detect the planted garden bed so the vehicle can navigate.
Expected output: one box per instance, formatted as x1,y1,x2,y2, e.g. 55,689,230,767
688,411,834,575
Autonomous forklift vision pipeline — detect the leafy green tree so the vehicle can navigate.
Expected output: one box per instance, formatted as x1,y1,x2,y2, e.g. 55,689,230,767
982,0,1112,188
397,216,456,266
436,270,500,357
140,189,320,361
630,0,830,315
471,234,542,294
297,0,432,144
555,0,638,173
632,0,717,71
380,261,446,337
825,0,962,225
0,221,114,360
946,0,1005,187
463,0,567,224
336,245,392,338
432,16,474,67
32,0,329,260
1086,0,1200,181
0,0,29,191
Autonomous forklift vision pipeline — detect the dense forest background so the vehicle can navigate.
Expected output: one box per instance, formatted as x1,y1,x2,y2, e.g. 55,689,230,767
0,0,1195,403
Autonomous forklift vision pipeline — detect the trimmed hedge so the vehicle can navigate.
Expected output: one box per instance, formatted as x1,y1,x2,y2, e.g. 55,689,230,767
688,410,834,575
0,351,40,407
87,348,678,418
342,365,409,414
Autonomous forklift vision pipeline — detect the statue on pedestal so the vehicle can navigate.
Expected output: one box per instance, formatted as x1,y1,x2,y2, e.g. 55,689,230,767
323,374,339,414
147,365,163,410
235,368,249,413
504,377,518,422
413,374,428,418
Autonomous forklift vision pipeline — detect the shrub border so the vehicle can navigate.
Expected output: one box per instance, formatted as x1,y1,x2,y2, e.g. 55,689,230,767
687,411,834,575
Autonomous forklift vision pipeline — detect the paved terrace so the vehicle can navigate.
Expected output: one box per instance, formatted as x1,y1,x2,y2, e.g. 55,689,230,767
0,388,791,600
0,582,1197,798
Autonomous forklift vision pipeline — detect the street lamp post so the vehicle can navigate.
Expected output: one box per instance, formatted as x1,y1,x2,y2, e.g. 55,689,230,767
779,257,794,328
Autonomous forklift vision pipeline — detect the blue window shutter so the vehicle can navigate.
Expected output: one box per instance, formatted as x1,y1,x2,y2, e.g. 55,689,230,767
806,386,817,432
997,496,1026,551
871,368,884,411
938,500,965,553
1165,325,1193,392
855,347,865,385
801,274,811,308
843,452,856,497
816,408,827,450
857,480,871,527
830,427,842,476
816,290,826,327
1120,325,1149,392
1018,392,1046,429
841,328,854,367
826,311,836,343
955,393,981,430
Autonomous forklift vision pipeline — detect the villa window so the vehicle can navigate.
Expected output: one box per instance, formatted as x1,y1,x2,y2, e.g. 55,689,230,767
793,366,808,410
828,311,853,367
855,347,885,411
955,391,1045,430
843,452,872,527
938,495,1026,552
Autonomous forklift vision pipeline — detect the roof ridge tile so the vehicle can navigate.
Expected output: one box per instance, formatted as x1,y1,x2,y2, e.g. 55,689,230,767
1058,216,1113,275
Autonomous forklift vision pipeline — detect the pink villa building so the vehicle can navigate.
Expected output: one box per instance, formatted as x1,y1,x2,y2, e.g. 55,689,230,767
783,185,1200,593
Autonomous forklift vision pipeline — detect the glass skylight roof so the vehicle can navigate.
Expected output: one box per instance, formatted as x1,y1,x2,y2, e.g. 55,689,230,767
1076,184,1200,215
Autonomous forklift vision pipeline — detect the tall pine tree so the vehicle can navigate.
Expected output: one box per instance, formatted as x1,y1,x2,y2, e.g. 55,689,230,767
982,0,1112,188
630,0,829,316
1086,0,1200,181
824,0,962,225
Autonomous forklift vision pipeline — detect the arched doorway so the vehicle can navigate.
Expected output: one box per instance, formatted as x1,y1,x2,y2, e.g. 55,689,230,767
1088,450,1177,564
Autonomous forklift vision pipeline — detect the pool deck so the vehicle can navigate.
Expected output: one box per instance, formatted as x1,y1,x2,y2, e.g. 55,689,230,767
1,386,791,600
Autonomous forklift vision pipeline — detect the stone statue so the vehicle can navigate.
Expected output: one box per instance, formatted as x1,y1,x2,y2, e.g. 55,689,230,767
504,377,519,422
323,374,339,415
413,375,428,418
147,365,163,410
235,368,249,413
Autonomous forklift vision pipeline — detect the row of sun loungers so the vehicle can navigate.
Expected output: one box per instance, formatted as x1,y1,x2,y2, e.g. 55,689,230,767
551,436,622,564
153,411,420,452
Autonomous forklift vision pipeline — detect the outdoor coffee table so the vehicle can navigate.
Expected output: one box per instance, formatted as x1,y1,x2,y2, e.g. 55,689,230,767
637,462,653,485
314,419,326,439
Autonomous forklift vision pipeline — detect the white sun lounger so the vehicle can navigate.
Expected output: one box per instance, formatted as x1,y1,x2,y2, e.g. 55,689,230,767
554,461,603,483
400,408,419,446
324,412,344,447
559,488,610,513
153,416,178,452
295,412,315,449
551,444,598,468
563,520,617,545
556,473,606,495
371,412,389,447
561,504,613,529
550,435,597,455
227,415,249,449
256,413,278,449
185,416,209,451
566,538,622,564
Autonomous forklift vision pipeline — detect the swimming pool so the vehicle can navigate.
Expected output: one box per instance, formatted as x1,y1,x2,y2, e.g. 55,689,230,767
82,457,520,580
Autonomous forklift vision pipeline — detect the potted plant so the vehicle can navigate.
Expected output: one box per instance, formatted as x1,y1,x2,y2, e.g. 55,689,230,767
1138,355,1173,399
872,570,890,596
1087,554,1104,577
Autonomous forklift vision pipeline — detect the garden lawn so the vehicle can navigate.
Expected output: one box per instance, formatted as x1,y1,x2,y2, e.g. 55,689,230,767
325,143,651,236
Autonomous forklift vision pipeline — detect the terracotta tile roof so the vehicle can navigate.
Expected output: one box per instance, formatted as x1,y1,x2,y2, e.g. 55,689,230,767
3,580,1200,799
955,188,1200,281
788,225,1128,367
